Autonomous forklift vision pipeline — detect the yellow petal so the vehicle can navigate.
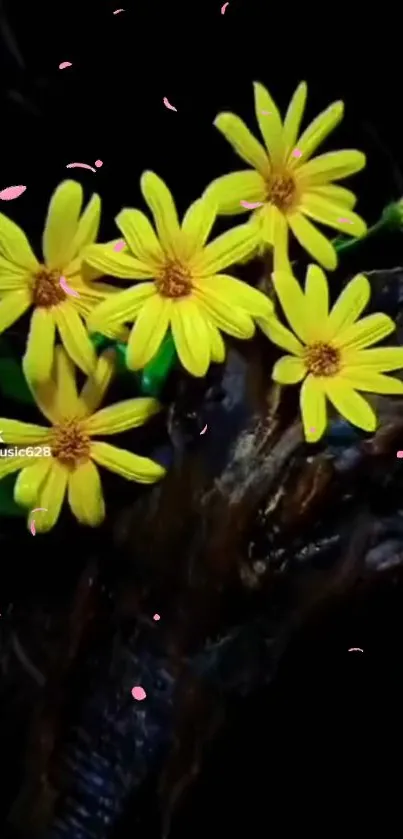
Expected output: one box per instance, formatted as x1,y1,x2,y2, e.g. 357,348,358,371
68,461,105,526
304,264,329,326
343,347,403,372
23,308,56,384
194,284,255,339
0,418,50,444
0,213,38,270
290,101,344,168
70,193,101,256
0,453,32,480
54,303,97,375
51,345,81,419
335,313,395,351
327,274,370,339
91,440,166,484
34,461,68,532
199,274,272,319
271,270,312,343
288,212,337,270
87,396,161,436
140,171,181,259
0,255,30,290
0,288,30,333
203,171,266,216
181,195,217,259
252,204,291,272
257,314,303,356
300,375,327,442
282,82,308,160
298,150,366,186
309,184,357,209
206,319,226,363
126,294,171,370
272,355,305,384
300,192,367,237
87,283,156,334
43,181,83,270
84,243,155,280
14,457,52,507
116,208,165,267
79,349,117,416
193,223,257,275
214,112,269,175
324,379,377,432
340,369,403,394
171,298,210,377
253,82,284,165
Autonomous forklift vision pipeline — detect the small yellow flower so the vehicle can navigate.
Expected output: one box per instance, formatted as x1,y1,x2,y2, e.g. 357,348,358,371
204,82,367,271
259,266,403,442
0,346,166,532
0,180,120,384
84,172,273,377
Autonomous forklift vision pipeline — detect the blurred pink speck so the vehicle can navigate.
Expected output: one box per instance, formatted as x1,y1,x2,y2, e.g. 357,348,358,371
59,61,72,69
292,148,302,158
94,159,103,168
309,427,316,432
113,8,124,12
114,240,125,252
131,685,147,701
0,185,26,200
153,613,161,621
397,451,403,458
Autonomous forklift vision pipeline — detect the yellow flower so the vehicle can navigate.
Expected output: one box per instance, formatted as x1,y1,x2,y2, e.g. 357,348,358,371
0,180,120,384
84,172,273,377
0,346,166,532
259,266,403,442
204,82,367,271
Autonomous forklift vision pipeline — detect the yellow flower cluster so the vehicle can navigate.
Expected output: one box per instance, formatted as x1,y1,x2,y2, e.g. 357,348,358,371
0,80,402,531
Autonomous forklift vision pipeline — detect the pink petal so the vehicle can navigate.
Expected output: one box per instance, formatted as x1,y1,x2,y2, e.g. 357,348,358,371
59,61,72,69
0,185,26,201
131,685,147,701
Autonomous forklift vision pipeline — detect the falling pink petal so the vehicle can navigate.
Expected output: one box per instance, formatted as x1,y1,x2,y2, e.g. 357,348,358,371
66,162,97,173
200,424,208,435
348,648,364,652
131,685,147,701
59,61,72,69
338,217,353,224
292,148,302,158
221,2,229,11
113,240,125,252
94,159,103,168
163,97,177,112
59,276,80,298
397,451,403,458
0,185,26,201
261,110,272,115
309,427,316,432
153,613,161,621
30,521,36,536
240,200,264,209
113,8,125,12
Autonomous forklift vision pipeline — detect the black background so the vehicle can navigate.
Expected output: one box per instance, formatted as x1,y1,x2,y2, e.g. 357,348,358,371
0,0,402,834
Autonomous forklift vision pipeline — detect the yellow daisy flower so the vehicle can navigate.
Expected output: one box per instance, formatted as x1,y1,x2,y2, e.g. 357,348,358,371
0,346,166,532
84,171,273,378
204,82,367,271
0,180,120,385
259,266,403,442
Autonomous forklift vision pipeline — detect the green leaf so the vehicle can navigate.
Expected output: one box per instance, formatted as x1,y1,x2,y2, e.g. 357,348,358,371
139,331,177,396
0,473,26,517
0,337,35,405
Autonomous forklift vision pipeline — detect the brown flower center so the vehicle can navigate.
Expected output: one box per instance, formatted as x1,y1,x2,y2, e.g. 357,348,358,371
304,342,341,377
31,267,66,308
266,172,297,211
155,261,192,298
49,419,91,468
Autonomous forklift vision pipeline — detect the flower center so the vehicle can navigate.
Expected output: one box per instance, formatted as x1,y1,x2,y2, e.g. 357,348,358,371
31,267,66,308
49,419,91,468
266,172,297,211
155,261,192,298
304,342,341,377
